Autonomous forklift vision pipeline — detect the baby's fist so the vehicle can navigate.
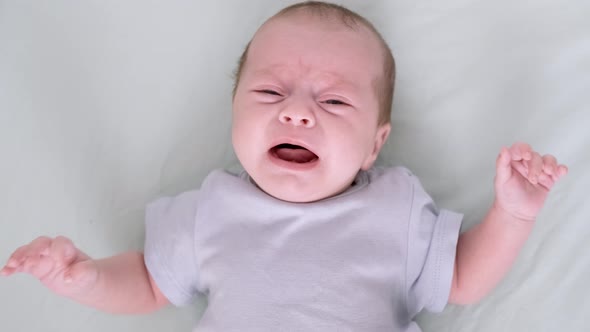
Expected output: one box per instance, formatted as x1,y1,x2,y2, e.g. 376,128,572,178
1,236,98,296
494,142,568,221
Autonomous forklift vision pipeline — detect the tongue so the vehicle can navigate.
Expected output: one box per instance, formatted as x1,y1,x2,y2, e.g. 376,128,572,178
275,147,317,163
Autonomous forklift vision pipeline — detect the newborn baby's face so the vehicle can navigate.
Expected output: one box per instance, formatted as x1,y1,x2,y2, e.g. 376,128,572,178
232,13,389,202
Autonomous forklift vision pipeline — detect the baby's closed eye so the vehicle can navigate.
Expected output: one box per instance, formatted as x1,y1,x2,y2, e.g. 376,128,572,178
258,89,282,96
253,88,285,103
322,99,347,105
319,94,353,108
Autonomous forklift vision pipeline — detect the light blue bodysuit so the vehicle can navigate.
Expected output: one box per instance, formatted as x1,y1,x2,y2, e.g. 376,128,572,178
144,167,463,332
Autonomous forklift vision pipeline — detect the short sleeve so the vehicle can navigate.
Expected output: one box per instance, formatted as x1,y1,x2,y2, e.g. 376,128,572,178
144,190,202,306
405,174,463,316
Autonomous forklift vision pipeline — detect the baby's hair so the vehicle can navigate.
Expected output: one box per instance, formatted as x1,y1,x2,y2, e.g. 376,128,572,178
232,1,395,125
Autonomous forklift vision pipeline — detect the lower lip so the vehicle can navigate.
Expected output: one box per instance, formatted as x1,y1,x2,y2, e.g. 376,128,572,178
268,150,320,171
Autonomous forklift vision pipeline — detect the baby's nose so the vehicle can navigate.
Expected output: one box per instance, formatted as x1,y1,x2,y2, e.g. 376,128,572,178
279,108,316,128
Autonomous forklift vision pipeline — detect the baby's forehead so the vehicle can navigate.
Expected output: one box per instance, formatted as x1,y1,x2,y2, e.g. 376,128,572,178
242,16,383,94
252,63,361,89
262,10,371,39
251,14,380,57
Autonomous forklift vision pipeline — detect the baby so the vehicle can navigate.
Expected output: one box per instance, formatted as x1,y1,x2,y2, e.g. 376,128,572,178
0,2,568,332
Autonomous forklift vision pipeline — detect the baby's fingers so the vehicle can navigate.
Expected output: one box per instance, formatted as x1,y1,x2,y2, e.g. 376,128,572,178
0,236,77,278
537,173,555,191
1,237,52,275
1,247,26,275
542,155,558,175
526,152,544,184
0,259,19,276
28,236,79,281
28,236,81,279
20,237,56,276
49,236,78,268
541,154,568,183
509,142,533,161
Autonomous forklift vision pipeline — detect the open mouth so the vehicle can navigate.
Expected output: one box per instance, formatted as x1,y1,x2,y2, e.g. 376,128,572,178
270,143,319,163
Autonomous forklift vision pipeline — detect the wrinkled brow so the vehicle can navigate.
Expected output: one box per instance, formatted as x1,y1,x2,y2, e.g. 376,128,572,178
250,65,360,90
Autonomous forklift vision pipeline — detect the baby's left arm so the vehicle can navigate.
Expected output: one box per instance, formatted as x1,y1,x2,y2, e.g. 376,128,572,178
448,142,568,305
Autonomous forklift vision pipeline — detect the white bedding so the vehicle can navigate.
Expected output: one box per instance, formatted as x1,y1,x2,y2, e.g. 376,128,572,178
0,1,588,331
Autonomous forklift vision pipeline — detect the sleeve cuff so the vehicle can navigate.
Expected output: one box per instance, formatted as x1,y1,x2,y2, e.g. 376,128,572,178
429,209,463,312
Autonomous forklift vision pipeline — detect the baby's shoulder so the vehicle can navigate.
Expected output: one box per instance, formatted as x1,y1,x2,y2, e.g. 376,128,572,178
365,166,417,186
365,165,437,202
202,168,247,185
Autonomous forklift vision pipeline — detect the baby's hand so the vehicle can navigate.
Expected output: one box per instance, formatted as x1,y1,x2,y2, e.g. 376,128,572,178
494,142,568,221
1,236,99,297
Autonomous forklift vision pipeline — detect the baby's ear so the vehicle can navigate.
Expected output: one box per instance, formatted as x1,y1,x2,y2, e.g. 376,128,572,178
361,123,391,170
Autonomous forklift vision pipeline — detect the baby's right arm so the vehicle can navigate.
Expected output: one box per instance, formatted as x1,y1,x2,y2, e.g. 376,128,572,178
0,236,169,314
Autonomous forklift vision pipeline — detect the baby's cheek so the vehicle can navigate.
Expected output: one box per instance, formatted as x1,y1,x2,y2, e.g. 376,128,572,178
232,115,255,143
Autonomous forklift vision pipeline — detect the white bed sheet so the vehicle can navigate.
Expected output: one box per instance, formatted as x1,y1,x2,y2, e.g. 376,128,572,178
1,1,588,331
